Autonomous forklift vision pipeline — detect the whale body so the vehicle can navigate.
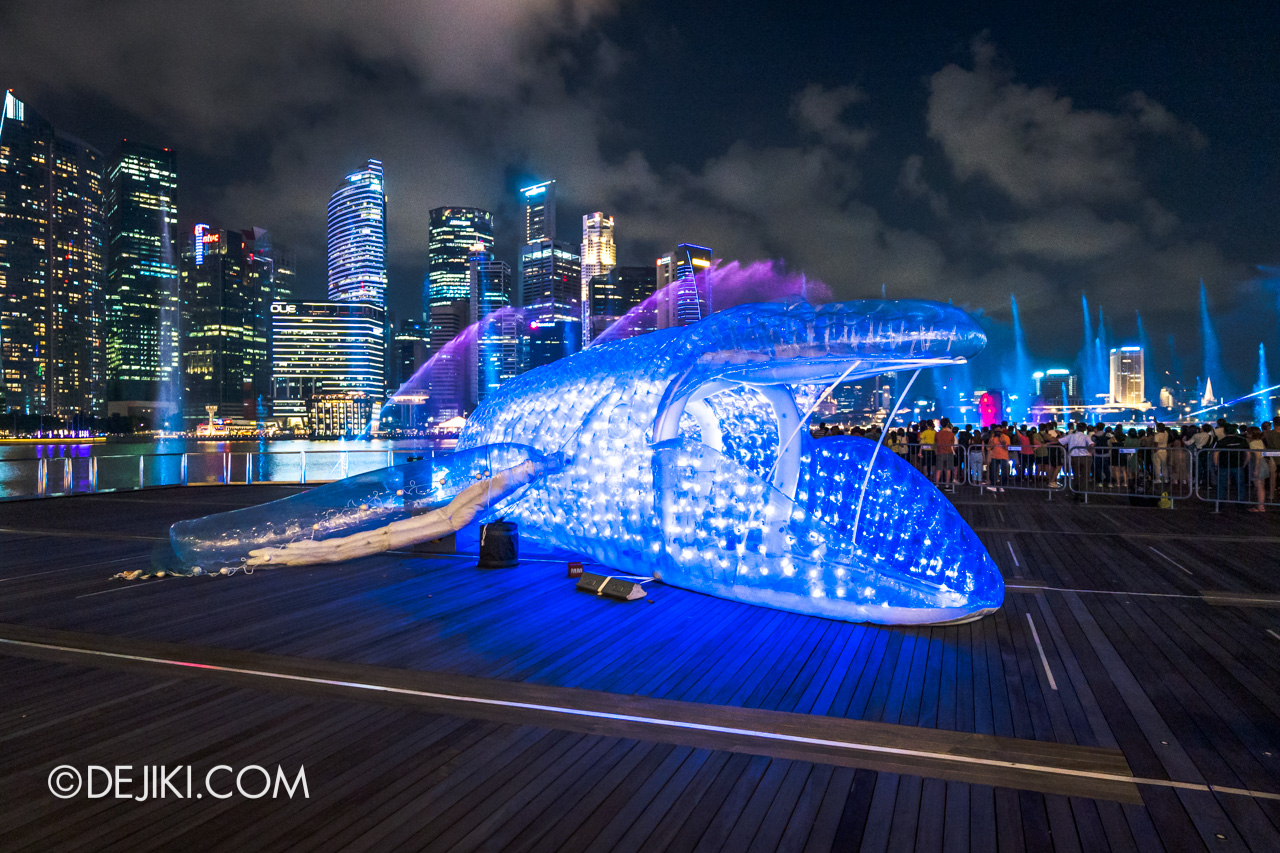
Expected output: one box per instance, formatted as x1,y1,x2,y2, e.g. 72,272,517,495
458,299,1004,625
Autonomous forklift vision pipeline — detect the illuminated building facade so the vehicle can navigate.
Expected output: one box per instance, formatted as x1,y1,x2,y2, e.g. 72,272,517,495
392,318,428,390
307,393,375,438
1033,369,1082,407
326,159,386,305
517,179,581,370
1109,346,1145,407
470,247,515,405
180,225,293,424
105,141,179,411
269,301,385,424
521,180,555,243
586,265,655,343
0,91,107,418
424,206,493,352
519,240,581,370
655,243,712,329
579,212,616,344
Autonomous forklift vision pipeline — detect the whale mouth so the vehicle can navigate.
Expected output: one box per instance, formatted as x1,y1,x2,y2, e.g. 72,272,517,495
642,300,1000,624
649,300,985,501
651,434,1002,624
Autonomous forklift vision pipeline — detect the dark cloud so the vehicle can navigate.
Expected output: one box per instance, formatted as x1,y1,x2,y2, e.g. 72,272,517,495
0,3,1270,387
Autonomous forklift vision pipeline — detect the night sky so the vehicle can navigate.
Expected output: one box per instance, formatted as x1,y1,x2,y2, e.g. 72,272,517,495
2,1,1276,395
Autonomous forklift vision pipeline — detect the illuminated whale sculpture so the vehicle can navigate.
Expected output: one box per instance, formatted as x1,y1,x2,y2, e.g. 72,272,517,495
457,299,1002,625
169,300,1003,625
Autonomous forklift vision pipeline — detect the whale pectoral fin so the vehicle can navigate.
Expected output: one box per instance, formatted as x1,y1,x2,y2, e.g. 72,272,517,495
170,443,555,573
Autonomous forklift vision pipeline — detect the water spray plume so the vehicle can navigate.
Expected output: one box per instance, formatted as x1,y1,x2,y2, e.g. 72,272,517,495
1136,311,1151,403
1079,294,1095,400
591,259,832,347
1256,343,1271,426
1200,280,1225,398
1010,294,1030,422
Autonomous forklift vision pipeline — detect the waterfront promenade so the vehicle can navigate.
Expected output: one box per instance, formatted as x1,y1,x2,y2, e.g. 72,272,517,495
1,486,1278,851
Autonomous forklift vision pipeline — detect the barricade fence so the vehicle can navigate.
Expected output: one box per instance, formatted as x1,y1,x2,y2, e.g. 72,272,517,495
1064,445,1195,501
1194,447,1280,510
9,441,1280,509
871,437,1206,504
0,449,435,501
964,444,1067,494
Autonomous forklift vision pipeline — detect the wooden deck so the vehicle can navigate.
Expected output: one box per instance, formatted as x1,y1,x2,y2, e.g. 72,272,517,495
1,485,1279,851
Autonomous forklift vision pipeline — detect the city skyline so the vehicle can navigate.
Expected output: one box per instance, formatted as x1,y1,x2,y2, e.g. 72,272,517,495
2,3,1280,422
0,3,1274,382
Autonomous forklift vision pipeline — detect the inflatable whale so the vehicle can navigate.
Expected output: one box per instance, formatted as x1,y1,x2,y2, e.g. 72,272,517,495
170,300,1004,625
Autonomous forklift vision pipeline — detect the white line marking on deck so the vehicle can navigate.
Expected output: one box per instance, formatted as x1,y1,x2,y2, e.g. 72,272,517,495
1026,613,1058,691
1006,585,1199,599
1007,541,1020,568
4,634,1278,802
76,579,166,598
1149,547,1193,576
1267,629,1280,642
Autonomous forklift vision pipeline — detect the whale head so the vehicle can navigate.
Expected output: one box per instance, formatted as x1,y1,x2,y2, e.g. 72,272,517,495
460,299,1004,624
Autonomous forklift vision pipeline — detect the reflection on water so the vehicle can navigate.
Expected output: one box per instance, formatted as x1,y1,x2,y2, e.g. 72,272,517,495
0,438,457,499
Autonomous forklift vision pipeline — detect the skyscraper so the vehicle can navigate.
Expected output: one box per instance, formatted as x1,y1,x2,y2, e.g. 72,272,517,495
326,159,386,305
517,179,580,370
585,265,655,344
519,240,581,371
424,206,494,352
180,225,293,423
270,301,385,426
1109,346,1145,407
470,245,515,405
0,91,107,419
656,244,712,329
1033,369,1082,407
579,212,616,345
106,141,179,412
521,180,555,243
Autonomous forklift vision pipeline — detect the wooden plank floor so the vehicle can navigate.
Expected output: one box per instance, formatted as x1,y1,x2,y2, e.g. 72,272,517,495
1,486,1278,851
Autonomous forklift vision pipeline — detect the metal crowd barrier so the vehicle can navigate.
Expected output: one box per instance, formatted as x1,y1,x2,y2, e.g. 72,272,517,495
964,442,1066,495
0,448,434,501
1064,445,1195,503
877,440,968,491
1194,447,1280,511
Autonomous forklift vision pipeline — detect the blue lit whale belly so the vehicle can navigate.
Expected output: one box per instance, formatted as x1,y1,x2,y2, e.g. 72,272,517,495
458,300,1004,625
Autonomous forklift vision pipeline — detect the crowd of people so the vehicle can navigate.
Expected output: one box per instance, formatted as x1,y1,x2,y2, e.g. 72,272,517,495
810,417,1280,511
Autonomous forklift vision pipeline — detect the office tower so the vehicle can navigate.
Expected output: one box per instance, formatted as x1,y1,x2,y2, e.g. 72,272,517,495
1033,369,1082,407
579,212,616,343
391,319,428,391
521,180,556,243
243,227,295,302
0,91,107,419
515,179,580,370
424,206,494,354
519,241,581,371
180,225,292,424
105,140,179,415
585,265,656,344
269,301,385,430
1109,346,1145,407
470,246,515,405
327,159,387,305
422,206,493,420
655,243,713,329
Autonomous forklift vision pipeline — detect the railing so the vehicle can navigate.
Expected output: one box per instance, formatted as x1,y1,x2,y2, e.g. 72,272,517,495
0,449,435,501
964,443,1067,495
1064,445,1196,502
1194,447,1280,511
875,436,1274,508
